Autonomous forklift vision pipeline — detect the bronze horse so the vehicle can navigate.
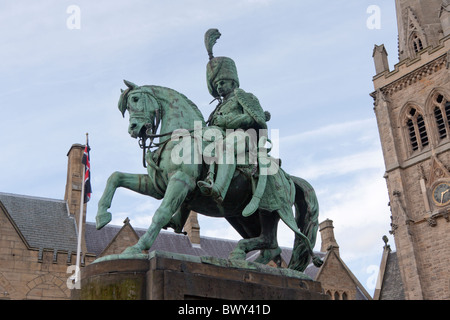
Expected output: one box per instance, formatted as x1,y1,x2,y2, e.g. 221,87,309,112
96,81,322,271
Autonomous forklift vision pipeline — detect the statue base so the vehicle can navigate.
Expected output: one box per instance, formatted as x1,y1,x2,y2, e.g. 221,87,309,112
72,251,329,300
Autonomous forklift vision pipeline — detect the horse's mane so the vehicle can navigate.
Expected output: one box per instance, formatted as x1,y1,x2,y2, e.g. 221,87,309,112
141,85,206,125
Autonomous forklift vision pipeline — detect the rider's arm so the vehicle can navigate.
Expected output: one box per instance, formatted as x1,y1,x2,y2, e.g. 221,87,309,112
216,109,256,129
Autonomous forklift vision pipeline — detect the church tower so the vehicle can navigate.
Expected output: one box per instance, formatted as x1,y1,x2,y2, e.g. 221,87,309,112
371,1,450,300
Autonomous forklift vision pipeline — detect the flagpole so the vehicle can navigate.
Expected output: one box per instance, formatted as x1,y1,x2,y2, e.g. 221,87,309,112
75,133,88,283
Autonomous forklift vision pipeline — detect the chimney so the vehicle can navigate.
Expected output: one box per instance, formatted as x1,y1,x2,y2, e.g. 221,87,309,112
319,219,339,256
184,211,201,246
372,44,389,75
64,143,87,253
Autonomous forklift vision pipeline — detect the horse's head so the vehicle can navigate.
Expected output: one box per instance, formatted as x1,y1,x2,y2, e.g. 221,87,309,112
118,80,161,139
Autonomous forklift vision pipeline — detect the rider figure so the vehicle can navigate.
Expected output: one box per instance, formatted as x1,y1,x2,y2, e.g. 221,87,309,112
197,29,269,204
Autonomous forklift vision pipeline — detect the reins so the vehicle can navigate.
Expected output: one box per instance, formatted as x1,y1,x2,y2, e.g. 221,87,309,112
139,128,196,168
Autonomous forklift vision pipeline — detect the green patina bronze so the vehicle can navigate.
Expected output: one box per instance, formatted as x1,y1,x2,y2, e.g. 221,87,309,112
95,29,323,272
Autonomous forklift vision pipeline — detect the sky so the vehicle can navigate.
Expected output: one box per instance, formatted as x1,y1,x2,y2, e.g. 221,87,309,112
0,0,401,296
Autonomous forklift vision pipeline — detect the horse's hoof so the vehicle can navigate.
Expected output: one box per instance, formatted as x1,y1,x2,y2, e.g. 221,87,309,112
255,247,282,265
312,255,324,267
163,220,185,234
228,249,246,261
96,211,112,230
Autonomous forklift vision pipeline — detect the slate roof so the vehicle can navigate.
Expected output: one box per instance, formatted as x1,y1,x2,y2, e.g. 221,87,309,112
379,251,405,300
0,192,78,253
85,222,237,258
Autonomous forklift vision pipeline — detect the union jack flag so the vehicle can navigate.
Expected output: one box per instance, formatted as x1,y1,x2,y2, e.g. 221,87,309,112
82,141,92,203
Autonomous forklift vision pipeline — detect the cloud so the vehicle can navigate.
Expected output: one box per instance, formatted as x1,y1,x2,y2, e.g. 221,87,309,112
276,117,385,183
318,171,393,258
294,149,384,180
280,118,376,145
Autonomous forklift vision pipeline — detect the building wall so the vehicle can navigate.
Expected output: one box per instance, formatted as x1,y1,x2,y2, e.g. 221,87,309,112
316,251,355,300
99,222,139,257
316,219,371,300
0,206,75,300
409,221,449,299
0,143,97,300
372,9,450,299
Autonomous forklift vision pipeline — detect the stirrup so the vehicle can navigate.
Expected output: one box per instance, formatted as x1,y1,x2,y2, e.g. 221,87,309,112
197,180,213,196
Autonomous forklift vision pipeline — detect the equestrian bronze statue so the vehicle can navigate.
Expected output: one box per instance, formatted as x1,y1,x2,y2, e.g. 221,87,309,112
95,29,323,272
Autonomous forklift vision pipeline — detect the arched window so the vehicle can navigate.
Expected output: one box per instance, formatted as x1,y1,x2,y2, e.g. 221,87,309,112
406,107,428,152
334,291,340,300
433,93,450,141
410,32,424,54
342,292,348,300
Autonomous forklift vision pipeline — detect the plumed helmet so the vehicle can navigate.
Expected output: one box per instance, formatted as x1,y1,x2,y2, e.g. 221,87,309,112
205,29,240,98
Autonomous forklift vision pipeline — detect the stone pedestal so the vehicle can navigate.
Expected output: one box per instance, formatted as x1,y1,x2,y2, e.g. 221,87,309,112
73,251,329,300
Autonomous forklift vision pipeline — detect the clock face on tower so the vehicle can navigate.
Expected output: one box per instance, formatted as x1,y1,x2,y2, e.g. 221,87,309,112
432,182,450,206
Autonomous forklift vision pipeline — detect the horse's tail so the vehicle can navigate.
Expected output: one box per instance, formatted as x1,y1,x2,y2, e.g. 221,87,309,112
287,175,322,272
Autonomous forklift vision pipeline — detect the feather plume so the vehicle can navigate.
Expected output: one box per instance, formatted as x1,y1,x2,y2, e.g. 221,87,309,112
204,28,221,60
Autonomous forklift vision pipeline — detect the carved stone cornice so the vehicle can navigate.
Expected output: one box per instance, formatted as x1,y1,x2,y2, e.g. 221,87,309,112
370,88,391,109
380,54,447,97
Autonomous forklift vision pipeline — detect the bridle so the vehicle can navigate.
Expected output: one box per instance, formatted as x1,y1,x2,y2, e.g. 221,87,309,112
138,109,172,168
125,89,164,168
126,88,196,168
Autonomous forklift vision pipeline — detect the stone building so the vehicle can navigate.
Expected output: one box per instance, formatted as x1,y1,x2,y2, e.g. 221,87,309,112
315,219,370,300
373,237,405,300
371,0,450,300
0,193,83,299
0,143,371,300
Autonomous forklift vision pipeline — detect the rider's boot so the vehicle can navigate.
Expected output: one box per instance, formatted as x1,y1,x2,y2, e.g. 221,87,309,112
197,165,215,196
210,163,235,204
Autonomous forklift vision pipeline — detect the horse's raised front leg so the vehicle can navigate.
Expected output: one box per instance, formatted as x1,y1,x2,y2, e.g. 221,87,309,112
96,171,163,230
122,171,196,254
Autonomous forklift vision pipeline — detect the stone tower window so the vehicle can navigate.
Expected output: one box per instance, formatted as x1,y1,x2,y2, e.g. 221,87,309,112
413,34,423,52
409,32,424,55
406,107,428,152
433,94,450,141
